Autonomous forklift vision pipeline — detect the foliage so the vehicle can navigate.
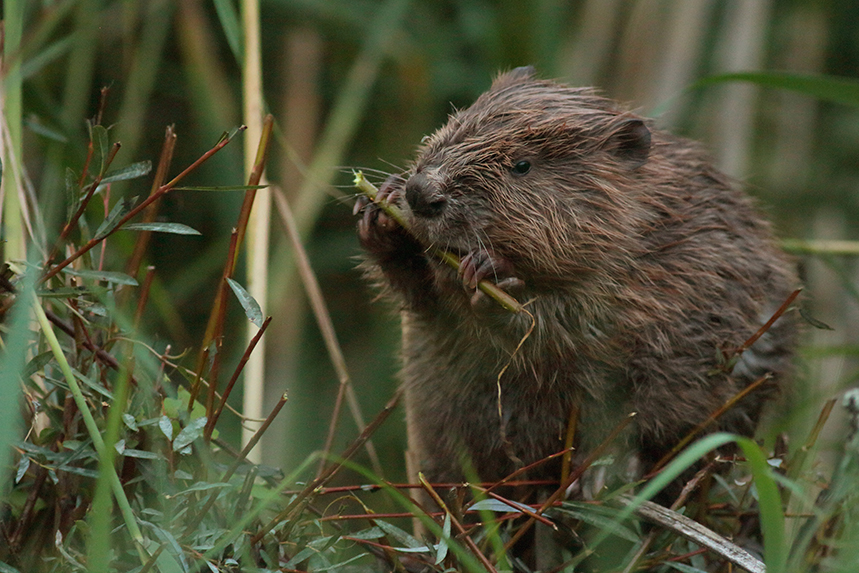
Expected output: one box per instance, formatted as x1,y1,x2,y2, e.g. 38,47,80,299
3,0,859,572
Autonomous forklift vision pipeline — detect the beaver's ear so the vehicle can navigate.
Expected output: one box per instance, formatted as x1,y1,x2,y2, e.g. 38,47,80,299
603,118,651,169
491,66,537,90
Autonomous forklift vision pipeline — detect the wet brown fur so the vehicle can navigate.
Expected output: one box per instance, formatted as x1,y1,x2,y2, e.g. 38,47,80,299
357,67,798,490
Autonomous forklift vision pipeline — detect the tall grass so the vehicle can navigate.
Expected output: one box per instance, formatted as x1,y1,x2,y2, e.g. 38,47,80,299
2,1,859,571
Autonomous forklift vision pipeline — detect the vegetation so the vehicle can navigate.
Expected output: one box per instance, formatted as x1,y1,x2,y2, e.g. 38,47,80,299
2,1,859,571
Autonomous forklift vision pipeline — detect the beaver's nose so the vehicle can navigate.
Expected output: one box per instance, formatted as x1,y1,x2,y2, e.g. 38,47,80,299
405,172,447,218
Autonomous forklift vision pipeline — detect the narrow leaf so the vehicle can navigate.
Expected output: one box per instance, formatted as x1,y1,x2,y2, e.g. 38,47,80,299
100,161,152,184
212,0,242,62
90,124,110,176
173,417,207,451
693,71,859,108
22,351,54,380
168,482,231,497
375,520,424,549
121,449,162,460
15,456,30,484
24,114,68,142
123,222,201,235
159,415,173,441
65,168,78,220
226,277,264,327
122,413,138,431
93,196,136,240
63,268,139,286
36,286,109,299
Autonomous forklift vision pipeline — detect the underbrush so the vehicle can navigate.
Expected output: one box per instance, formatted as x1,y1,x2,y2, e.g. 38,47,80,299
0,115,858,573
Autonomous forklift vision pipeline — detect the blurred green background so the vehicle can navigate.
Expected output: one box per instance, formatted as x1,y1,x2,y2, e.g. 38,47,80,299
7,0,859,485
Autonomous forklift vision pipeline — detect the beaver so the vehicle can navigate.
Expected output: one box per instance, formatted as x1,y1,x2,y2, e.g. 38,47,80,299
355,66,797,501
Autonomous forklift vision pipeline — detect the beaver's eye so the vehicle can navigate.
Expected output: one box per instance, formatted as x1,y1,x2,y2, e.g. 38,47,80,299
511,160,531,176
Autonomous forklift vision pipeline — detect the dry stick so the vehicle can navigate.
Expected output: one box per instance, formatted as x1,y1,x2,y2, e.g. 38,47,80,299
647,373,772,476
249,388,402,546
192,116,273,412
45,309,121,371
502,413,637,554
619,462,716,573
205,316,273,440
76,140,95,189
418,473,499,573
207,230,239,424
788,397,836,480
188,229,239,415
183,391,288,538
47,142,122,266
478,448,573,499
133,266,156,331
272,186,383,477
615,495,765,573
471,486,557,529
125,125,177,280
730,287,801,360
199,115,273,351
560,403,579,485
40,127,245,284
285,479,557,497
353,171,523,314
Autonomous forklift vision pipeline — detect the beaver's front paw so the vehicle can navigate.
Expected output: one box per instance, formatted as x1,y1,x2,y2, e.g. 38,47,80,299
459,249,525,311
355,175,413,255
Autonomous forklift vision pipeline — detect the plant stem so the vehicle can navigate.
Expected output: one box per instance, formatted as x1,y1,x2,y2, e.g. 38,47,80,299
353,171,523,313
31,291,148,566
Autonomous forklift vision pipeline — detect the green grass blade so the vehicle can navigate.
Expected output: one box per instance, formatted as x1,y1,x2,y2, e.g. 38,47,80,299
692,71,859,107
0,271,37,494
213,0,243,62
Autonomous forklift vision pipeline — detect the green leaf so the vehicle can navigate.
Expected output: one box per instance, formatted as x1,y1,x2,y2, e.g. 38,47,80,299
15,456,30,484
435,513,451,564
100,160,152,184
65,168,78,220
348,527,385,540
469,498,531,513
159,415,173,441
22,351,54,379
93,196,136,240
735,437,786,573
36,286,109,299
169,482,231,496
665,563,710,573
692,71,859,108
0,560,23,573
212,0,242,62
23,114,67,142
226,277,264,327
72,368,113,400
121,449,162,460
284,547,317,569
63,268,139,286
556,502,640,543
123,222,201,235
173,416,207,451
375,519,424,549
89,124,110,176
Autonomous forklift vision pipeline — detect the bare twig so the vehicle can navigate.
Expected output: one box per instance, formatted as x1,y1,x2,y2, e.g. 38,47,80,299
40,127,245,284
272,186,383,477
419,473,499,573
616,495,765,573
250,388,402,545
353,171,523,313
